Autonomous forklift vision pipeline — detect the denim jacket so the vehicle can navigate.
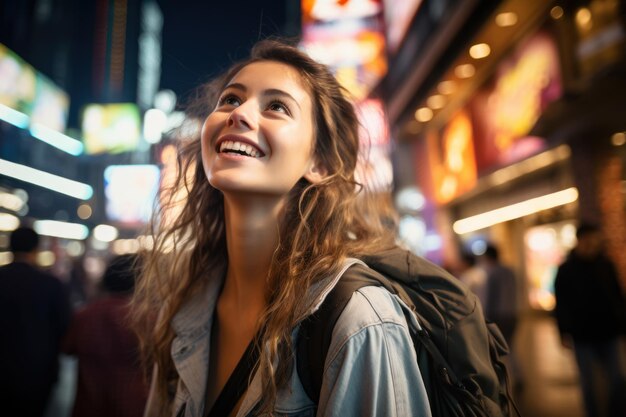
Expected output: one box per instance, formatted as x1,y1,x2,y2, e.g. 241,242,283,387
143,259,431,417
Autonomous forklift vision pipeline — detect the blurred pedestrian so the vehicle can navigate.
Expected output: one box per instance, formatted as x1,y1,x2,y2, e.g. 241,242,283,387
0,226,71,417
480,243,523,391
481,244,519,347
458,250,488,309
62,254,148,417
481,243,519,346
554,223,626,417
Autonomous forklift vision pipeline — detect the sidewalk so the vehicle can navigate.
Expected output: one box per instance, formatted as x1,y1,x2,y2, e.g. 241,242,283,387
514,311,585,417
44,356,76,417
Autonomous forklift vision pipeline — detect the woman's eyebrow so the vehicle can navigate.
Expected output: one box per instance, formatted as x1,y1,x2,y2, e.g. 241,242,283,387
263,89,301,111
222,83,301,111
223,82,247,92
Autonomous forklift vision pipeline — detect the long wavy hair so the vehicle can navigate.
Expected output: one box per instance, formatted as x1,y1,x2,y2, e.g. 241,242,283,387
131,38,397,415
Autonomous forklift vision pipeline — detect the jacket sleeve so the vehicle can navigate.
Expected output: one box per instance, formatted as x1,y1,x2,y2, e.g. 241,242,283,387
316,287,431,417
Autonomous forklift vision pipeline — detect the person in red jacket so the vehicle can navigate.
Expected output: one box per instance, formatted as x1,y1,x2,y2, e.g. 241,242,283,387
62,254,148,417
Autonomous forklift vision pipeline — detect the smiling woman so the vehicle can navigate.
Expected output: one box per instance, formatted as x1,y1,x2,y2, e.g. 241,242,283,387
131,39,430,417
202,61,321,197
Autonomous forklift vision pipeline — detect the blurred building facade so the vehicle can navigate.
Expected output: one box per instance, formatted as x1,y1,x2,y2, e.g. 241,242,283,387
0,0,163,284
380,0,626,311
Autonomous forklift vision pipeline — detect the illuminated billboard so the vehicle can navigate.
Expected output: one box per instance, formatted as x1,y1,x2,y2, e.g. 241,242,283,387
0,43,69,132
104,164,160,226
300,0,387,101
82,103,141,154
470,31,562,172
428,109,477,204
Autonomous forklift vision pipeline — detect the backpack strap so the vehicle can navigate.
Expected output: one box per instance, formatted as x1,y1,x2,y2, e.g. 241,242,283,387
296,263,388,403
296,262,465,404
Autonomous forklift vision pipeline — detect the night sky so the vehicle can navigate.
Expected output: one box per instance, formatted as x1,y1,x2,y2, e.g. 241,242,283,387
157,0,298,102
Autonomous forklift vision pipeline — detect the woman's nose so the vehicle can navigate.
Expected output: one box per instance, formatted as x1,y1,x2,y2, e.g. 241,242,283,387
227,104,257,130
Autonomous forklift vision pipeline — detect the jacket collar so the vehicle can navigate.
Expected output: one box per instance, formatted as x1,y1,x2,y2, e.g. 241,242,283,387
171,265,226,338
236,257,363,416
169,258,361,416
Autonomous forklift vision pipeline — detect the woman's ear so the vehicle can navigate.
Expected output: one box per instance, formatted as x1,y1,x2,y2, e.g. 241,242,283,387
304,158,328,184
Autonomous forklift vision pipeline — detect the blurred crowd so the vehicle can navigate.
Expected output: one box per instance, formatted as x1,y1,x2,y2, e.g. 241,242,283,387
0,227,148,417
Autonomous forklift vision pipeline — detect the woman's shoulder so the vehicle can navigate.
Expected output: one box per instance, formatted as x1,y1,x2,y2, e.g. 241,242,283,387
328,284,411,351
317,282,427,416
353,284,408,319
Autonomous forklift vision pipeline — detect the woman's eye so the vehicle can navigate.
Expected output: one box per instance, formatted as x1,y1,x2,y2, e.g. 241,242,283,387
219,94,241,107
267,100,290,115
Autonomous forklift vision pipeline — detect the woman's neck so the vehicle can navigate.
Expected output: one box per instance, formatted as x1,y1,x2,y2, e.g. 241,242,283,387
220,194,283,312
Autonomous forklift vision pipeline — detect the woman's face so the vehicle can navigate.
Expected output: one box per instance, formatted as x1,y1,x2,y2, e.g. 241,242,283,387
201,61,318,198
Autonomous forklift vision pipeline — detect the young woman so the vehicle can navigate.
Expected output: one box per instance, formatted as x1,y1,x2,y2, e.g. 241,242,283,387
132,39,430,417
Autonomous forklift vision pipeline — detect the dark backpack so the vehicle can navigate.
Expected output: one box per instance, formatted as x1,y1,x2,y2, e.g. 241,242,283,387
296,247,520,417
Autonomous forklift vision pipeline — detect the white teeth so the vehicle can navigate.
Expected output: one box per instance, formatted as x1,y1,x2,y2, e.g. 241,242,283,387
219,140,261,157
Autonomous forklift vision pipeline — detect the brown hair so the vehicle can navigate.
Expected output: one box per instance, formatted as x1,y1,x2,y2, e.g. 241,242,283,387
131,38,396,415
